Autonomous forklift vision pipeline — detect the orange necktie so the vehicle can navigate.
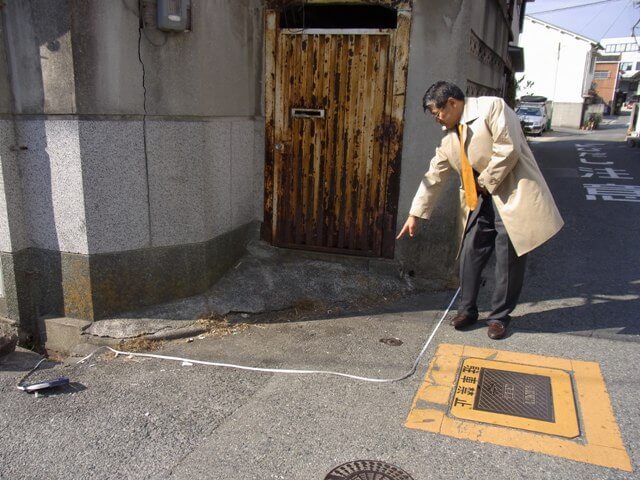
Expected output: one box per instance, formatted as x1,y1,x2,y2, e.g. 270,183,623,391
457,123,478,210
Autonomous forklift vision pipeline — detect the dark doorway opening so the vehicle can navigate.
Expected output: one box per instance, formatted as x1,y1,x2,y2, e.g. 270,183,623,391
280,4,397,29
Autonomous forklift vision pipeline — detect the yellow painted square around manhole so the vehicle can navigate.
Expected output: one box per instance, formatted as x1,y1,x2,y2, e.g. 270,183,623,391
405,344,632,472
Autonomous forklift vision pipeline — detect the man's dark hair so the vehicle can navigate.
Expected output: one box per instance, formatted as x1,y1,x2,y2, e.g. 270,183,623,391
422,81,465,112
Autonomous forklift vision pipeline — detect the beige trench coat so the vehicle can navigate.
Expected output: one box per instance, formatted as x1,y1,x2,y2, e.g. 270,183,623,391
409,96,564,257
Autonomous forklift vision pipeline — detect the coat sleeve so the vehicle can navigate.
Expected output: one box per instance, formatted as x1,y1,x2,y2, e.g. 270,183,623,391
408,139,452,219
476,98,520,194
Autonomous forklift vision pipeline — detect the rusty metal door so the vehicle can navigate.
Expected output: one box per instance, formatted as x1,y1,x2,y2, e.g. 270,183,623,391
264,6,411,258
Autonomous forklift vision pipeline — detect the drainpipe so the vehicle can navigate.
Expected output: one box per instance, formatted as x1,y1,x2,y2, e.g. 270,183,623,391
552,41,561,101
551,41,561,127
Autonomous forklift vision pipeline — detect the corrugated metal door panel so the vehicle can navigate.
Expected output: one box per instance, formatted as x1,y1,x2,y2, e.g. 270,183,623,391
273,32,393,256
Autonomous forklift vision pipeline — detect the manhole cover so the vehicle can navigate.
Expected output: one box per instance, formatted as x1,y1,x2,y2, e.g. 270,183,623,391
379,338,403,346
325,460,414,480
449,358,579,438
475,368,554,422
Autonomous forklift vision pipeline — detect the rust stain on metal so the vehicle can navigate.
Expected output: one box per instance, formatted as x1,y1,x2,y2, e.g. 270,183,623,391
263,4,412,258
262,10,278,243
374,121,398,144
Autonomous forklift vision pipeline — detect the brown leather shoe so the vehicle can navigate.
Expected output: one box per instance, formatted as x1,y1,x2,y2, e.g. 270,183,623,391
487,321,507,340
449,314,477,330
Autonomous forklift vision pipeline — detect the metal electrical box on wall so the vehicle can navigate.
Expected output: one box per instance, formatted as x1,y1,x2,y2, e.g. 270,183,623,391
157,0,190,32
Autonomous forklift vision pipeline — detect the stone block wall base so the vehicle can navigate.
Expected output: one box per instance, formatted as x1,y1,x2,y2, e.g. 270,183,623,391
39,316,92,354
1,221,258,336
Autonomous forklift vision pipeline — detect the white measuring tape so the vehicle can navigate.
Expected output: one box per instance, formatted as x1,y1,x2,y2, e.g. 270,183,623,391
19,288,459,389
81,288,460,383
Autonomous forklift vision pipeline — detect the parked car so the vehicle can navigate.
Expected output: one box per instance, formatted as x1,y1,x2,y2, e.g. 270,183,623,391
624,94,639,110
516,103,548,136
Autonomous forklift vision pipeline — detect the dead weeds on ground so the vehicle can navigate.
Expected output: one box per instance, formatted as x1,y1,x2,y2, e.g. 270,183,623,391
251,299,327,324
118,337,166,352
196,314,250,338
194,292,407,328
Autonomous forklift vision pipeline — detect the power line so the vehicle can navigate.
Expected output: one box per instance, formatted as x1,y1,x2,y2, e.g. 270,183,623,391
580,1,612,31
601,0,634,37
530,0,626,15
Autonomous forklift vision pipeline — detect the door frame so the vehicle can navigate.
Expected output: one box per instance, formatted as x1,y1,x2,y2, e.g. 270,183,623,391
262,0,412,258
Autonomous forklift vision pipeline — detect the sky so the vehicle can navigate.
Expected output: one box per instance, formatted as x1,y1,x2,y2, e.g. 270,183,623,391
525,0,640,41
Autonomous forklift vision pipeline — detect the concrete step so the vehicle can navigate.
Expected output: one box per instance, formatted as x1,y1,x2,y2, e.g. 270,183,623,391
38,316,92,354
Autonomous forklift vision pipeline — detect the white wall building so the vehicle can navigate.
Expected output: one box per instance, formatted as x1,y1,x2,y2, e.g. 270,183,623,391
517,16,599,128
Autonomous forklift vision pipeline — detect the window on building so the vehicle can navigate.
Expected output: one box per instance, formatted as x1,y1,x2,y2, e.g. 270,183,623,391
621,62,634,72
594,71,610,79
609,43,637,53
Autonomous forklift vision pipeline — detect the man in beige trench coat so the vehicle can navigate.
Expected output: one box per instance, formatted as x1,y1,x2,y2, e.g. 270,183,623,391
397,81,564,339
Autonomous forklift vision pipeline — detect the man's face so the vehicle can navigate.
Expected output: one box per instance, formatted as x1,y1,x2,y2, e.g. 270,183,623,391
428,98,462,130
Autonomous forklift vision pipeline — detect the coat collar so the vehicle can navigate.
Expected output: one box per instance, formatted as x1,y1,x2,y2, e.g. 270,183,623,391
443,97,480,135
460,97,479,125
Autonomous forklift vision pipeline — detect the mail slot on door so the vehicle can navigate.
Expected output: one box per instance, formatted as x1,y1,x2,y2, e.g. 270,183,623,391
291,108,325,119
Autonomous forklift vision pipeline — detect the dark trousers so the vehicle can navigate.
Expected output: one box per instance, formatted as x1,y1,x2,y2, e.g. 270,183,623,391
458,194,527,325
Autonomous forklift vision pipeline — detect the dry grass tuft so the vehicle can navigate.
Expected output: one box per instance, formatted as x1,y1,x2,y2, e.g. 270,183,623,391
195,315,250,338
118,337,166,352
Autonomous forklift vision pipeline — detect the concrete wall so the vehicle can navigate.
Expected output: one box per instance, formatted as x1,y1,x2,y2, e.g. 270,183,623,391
141,0,262,117
8,116,262,257
144,117,262,248
1,0,516,328
0,15,15,315
0,16,12,114
0,0,265,328
396,0,514,283
550,102,584,129
69,0,262,117
2,0,261,117
1,0,264,255
468,0,509,93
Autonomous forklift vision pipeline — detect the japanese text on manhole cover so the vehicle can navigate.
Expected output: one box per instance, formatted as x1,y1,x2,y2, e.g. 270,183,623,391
475,368,554,422
449,358,579,438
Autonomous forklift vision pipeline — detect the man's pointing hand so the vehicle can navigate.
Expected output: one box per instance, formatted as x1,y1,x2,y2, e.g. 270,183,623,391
396,215,418,239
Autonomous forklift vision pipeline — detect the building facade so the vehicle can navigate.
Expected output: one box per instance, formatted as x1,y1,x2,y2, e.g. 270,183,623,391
594,54,621,111
599,37,640,105
517,16,599,129
0,0,529,341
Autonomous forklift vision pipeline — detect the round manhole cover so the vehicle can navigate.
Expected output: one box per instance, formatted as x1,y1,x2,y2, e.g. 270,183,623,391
325,460,415,480
379,337,403,346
